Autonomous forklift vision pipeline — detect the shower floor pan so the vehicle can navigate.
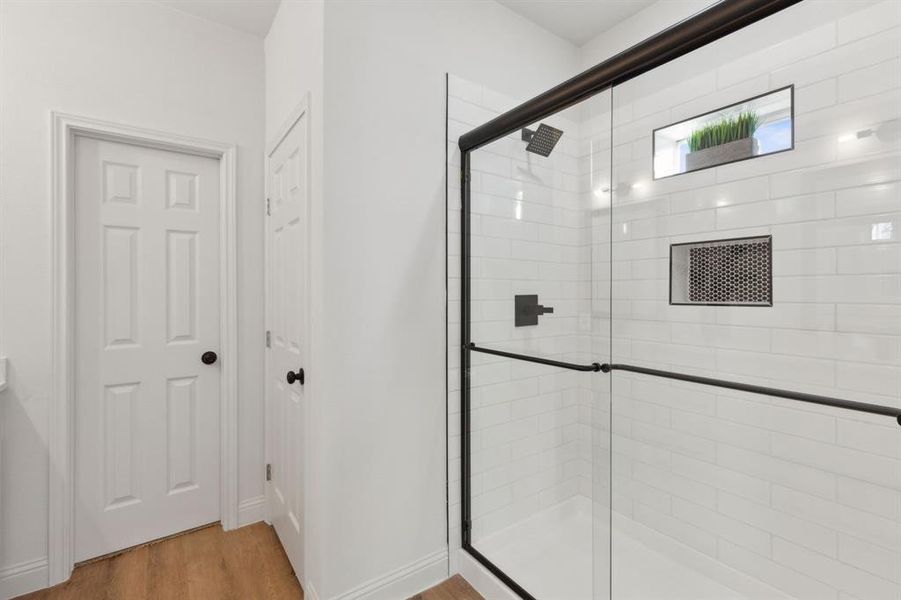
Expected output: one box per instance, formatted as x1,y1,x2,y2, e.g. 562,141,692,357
474,497,789,599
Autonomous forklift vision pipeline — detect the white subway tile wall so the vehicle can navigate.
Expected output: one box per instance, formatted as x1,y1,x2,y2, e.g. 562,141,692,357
609,1,901,599
448,76,615,600
447,74,611,549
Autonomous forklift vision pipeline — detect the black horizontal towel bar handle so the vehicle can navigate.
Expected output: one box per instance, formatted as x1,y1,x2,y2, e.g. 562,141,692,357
468,344,601,372
466,346,900,425
605,363,901,427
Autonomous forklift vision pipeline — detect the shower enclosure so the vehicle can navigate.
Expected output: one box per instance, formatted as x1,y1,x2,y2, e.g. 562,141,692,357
455,0,901,598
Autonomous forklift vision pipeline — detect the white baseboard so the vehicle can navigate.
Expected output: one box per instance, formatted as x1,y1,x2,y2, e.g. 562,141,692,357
456,549,519,600
329,549,448,600
304,578,321,600
0,557,48,600
447,536,461,576
237,495,266,527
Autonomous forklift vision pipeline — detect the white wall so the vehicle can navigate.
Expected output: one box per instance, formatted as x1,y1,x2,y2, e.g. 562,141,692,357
579,0,718,70
265,1,324,145
0,2,265,595
313,2,578,598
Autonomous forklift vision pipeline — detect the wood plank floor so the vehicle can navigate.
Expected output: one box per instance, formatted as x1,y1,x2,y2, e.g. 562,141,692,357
16,523,482,600
17,522,303,600
410,575,484,600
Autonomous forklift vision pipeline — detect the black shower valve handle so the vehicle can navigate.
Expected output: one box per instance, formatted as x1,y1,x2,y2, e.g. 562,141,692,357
514,294,554,327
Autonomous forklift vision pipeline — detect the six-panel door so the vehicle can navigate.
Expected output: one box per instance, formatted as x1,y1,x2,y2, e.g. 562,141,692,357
266,111,308,580
74,136,221,561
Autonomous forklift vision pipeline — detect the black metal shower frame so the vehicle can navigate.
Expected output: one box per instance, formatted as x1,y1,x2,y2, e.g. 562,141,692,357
457,1,900,598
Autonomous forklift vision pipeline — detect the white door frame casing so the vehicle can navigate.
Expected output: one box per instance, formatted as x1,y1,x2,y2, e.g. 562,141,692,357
48,111,239,585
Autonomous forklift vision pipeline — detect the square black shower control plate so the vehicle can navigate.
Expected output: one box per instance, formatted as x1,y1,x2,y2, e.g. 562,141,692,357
515,294,539,327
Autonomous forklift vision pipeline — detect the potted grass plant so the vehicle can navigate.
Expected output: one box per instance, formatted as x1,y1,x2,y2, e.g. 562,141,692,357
685,111,759,171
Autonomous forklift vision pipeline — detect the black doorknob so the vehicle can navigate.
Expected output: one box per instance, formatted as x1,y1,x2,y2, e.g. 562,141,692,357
201,351,218,365
286,368,305,385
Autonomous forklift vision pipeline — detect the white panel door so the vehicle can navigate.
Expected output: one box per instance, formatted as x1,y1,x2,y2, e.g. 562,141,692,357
266,111,308,579
74,136,221,561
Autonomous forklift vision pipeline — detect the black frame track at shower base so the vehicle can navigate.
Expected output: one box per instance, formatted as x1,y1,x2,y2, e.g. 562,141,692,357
458,1,817,599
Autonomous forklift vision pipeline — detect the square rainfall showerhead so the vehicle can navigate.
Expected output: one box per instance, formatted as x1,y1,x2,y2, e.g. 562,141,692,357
522,123,564,157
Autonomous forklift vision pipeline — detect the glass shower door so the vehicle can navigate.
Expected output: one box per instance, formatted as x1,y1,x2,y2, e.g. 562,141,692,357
608,1,901,598
463,90,612,600
459,2,900,598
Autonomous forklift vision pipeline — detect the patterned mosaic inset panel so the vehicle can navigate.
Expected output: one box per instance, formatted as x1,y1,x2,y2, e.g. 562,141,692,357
670,236,772,306
686,237,772,305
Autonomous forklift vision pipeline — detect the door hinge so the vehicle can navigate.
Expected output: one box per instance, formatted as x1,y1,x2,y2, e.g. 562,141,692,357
266,197,271,216
266,463,272,482
463,519,471,533
266,330,271,348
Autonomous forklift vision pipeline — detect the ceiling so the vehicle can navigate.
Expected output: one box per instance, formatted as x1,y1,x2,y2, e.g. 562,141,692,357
156,0,654,45
496,0,655,46
156,0,281,37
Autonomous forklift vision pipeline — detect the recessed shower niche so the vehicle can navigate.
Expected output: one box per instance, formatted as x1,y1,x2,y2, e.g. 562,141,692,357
653,86,793,178
670,236,772,306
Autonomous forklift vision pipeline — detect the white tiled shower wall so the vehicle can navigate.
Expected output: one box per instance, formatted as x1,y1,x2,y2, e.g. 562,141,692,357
447,75,605,544
609,2,901,599
585,93,614,600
